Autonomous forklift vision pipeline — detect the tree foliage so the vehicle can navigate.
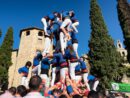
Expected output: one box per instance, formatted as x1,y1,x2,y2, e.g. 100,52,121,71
117,0,130,62
88,0,125,89
0,27,13,88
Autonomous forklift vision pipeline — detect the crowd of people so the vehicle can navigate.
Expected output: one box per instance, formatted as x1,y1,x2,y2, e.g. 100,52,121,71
0,76,102,98
0,10,100,98
0,76,128,98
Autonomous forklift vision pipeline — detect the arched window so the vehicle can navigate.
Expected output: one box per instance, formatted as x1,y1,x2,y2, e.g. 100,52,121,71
118,43,121,48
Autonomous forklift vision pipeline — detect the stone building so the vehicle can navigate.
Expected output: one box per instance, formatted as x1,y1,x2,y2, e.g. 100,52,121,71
116,40,130,83
8,27,130,88
82,40,130,83
8,27,52,87
116,40,128,63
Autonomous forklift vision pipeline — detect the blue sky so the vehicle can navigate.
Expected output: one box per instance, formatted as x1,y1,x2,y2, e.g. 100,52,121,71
0,0,130,56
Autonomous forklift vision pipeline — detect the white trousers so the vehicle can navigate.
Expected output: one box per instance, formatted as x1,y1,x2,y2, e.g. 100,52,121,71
21,77,28,88
60,18,72,30
69,62,78,80
43,37,51,56
51,67,60,86
72,22,79,33
93,80,99,91
83,73,90,91
83,73,89,83
60,32,67,54
73,43,78,55
32,61,41,75
75,75,82,83
60,67,68,82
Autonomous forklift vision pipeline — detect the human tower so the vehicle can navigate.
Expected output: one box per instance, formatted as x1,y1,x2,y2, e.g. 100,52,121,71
18,10,99,96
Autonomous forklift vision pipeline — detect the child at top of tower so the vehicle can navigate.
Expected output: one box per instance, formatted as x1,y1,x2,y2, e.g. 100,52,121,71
41,13,55,57
70,15,79,33
50,11,62,52
60,10,75,55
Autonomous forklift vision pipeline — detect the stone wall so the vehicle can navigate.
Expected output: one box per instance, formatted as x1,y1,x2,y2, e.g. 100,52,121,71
8,27,53,87
8,50,18,88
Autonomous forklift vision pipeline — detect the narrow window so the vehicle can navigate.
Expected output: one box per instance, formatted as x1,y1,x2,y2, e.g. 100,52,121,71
122,52,125,57
38,31,43,36
119,44,121,48
26,31,30,36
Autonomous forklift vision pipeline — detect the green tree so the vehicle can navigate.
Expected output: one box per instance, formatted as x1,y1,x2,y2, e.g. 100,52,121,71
0,27,13,88
117,0,130,62
88,0,125,89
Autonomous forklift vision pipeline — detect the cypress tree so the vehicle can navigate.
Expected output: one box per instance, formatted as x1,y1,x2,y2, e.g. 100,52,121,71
0,27,13,87
117,0,130,62
88,0,124,89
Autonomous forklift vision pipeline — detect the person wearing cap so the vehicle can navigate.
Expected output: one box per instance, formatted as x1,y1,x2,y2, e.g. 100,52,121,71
18,61,32,87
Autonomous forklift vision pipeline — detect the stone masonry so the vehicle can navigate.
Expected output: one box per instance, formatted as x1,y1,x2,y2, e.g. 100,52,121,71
8,27,53,87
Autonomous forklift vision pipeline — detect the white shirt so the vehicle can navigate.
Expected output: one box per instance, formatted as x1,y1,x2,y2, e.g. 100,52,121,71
23,92,44,98
0,91,14,98
60,18,72,31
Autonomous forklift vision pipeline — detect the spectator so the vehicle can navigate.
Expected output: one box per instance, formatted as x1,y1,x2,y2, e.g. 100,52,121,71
24,75,44,98
0,87,16,98
15,85,27,98
82,95,87,98
88,90,99,98
52,89,61,98
72,94,82,98
59,94,67,98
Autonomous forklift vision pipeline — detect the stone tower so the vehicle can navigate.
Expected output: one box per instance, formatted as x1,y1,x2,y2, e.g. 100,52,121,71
8,27,52,87
116,40,127,61
116,40,130,83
